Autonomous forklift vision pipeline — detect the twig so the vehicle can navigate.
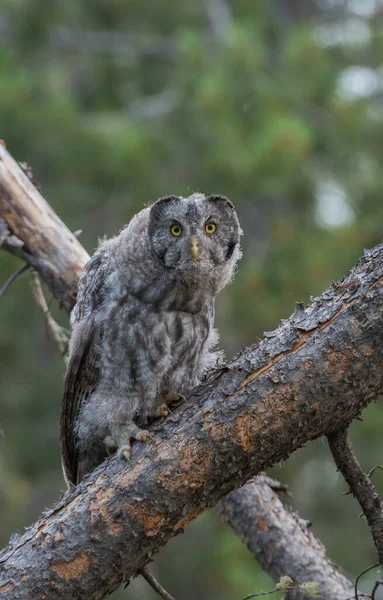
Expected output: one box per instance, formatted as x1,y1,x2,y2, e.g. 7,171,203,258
30,270,68,356
0,217,26,258
328,429,383,565
0,264,28,298
371,579,383,600
350,563,380,600
140,567,176,600
368,466,383,479
257,473,291,496
241,578,321,600
242,590,279,600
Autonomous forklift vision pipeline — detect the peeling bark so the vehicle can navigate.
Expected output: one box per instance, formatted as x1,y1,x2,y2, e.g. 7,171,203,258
218,477,354,599
0,142,89,311
1,234,383,598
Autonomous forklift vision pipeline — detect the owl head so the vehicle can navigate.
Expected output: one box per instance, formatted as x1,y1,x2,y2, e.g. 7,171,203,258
148,194,242,275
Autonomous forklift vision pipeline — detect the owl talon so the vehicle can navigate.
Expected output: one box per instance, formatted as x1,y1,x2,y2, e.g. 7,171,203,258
155,403,170,418
118,445,132,462
118,430,153,460
166,392,186,407
104,435,117,455
136,429,154,443
105,424,153,463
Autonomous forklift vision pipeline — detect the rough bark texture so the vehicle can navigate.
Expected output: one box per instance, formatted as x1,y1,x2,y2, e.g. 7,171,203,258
328,429,383,565
1,236,383,598
218,477,354,599
0,141,89,311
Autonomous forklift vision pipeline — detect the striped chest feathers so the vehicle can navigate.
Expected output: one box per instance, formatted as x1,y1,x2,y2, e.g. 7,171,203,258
164,309,212,364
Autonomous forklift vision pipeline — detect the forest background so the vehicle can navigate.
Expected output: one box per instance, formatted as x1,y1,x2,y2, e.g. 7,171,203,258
1,1,383,598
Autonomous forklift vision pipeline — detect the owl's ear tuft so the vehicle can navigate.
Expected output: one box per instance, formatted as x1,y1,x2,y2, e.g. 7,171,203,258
206,195,235,210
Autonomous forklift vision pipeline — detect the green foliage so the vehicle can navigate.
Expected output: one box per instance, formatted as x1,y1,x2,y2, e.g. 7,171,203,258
1,1,383,598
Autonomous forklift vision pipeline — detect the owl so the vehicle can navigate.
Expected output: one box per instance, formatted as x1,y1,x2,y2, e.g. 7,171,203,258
61,193,242,485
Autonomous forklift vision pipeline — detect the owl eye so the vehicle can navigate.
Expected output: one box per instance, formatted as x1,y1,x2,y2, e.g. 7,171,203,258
205,222,217,234
170,224,182,237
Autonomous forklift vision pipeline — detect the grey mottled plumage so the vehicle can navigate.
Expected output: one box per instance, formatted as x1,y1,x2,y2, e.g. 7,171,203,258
61,193,242,485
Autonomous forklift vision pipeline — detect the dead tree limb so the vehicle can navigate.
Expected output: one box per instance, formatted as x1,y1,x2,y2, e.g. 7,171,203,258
140,568,176,600
218,477,354,599
0,231,383,597
328,429,383,565
0,141,89,311
30,270,69,355
0,264,28,298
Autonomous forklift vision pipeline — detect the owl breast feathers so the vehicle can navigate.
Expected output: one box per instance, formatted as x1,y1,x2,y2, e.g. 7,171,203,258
61,193,242,485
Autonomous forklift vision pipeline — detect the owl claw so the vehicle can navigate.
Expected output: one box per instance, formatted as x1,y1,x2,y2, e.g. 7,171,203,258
155,403,170,418
136,430,154,443
105,424,154,463
166,392,186,407
118,430,154,461
104,435,117,456
118,445,132,462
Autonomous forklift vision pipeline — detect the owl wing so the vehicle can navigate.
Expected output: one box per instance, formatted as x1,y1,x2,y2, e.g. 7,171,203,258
60,250,107,485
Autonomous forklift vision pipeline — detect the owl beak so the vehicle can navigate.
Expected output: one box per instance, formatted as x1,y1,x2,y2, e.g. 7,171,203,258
190,235,199,261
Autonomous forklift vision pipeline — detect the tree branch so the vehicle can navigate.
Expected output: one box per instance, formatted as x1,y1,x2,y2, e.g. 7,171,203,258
0,264,28,298
328,430,383,565
218,476,354,599
140,568,175,600
1,146,383,598
0,141,89,311
30,270,69,356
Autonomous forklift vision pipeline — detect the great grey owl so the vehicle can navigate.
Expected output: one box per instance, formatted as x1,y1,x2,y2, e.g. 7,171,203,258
61,193,242,485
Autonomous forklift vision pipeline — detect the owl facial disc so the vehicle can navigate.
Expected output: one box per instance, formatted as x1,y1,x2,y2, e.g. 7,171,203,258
148,193,242,275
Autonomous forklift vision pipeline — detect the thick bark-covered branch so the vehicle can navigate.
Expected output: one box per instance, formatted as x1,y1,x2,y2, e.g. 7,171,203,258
218,477,354,599
328,430,383,565
1,220,383,597
0,141,89,311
